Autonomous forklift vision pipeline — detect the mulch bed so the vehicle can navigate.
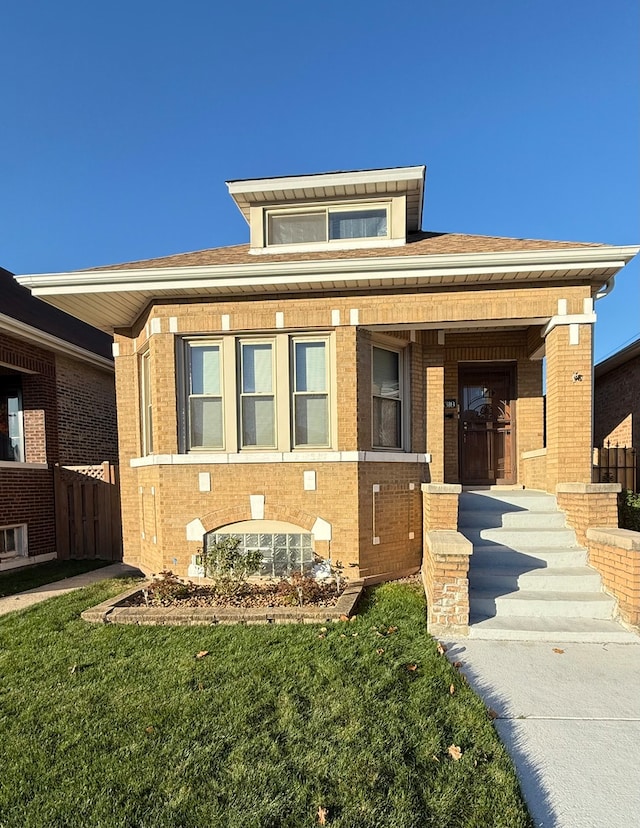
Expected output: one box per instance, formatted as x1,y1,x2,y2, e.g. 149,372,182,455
124,580,344,610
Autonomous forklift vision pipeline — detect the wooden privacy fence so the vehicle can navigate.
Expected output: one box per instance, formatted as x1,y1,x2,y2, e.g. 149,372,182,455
592,443,638,492
54,462,122,560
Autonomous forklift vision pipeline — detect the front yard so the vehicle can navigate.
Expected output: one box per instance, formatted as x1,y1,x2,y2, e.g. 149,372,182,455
0,578,532,827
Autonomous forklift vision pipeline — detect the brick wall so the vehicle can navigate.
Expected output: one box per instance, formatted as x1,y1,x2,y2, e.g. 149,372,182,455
586,527,640,628
55,355,118,464
0,467,55,557
594,353,639,450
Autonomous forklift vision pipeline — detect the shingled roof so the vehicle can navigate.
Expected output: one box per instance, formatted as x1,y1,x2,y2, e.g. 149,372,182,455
1,266,113,360
82,231,604,273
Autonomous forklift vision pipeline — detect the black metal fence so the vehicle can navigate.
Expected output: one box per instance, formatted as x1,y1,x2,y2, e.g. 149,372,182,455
592,443,638,492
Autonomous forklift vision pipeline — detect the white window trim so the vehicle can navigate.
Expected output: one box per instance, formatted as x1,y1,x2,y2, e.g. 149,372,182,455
0,524,27,558
180,333,334,454
371,341,408,451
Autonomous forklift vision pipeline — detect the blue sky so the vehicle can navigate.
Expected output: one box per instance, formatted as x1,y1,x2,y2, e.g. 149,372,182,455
1,0,638,362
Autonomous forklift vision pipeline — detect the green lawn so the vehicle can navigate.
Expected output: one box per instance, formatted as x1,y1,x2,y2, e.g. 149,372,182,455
0,579,532,828
0,558,111,598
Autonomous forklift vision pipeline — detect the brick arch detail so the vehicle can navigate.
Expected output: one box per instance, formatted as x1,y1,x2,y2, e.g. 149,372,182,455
200,503,318,535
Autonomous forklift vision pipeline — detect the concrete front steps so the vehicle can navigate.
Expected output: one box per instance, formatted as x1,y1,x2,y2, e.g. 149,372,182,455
460,489,637,642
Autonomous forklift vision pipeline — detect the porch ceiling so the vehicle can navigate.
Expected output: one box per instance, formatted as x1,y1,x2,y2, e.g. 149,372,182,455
15,246,635,333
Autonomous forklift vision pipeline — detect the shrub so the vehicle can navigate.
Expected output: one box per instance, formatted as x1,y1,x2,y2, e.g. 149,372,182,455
275,572,325,606
201,536,262,596
619,489,640,532
145,571,195,605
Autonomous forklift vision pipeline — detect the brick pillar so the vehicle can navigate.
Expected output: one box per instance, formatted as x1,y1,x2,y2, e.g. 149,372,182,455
421,530,472,636
557,482,620,547
545,322,594,491
424,346,445,482
421,483,461,530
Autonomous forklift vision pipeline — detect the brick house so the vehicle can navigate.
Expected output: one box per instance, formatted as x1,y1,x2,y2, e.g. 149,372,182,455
16,167,640,633
1,266,118,570
594,337,640,450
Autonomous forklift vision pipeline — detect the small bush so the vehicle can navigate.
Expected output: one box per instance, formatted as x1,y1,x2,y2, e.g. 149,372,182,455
275,572,325,606
201,536,262,596
146,571,195,604
619,489,640,532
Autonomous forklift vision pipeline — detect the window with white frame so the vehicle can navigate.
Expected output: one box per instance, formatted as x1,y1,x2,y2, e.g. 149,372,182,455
239,341,276,448
181,334,332,453
0,524,26,558
267,205,389,246
372,345,403,449
0,377,25,463
292,339,329,447
187,342,224,449
140,351,153,455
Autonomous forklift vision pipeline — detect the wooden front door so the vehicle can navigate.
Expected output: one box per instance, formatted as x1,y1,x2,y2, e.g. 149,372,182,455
459,365,516,485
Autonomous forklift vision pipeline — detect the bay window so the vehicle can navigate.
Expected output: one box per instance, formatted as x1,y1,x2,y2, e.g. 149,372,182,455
181,334,332,453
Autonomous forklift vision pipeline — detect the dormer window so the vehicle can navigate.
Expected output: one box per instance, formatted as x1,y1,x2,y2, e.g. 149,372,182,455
267,205,389,247
226,166,425,254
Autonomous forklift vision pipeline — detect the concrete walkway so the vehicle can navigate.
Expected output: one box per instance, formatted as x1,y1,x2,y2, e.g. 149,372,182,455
443,636,640,828
0,563,142,617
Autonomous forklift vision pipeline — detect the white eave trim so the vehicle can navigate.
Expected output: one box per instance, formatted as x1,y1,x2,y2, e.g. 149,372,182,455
15,244,640,298
226,166,426,196
0,312,114,371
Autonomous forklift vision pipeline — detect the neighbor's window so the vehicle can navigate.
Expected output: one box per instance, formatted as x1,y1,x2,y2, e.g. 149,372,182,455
0,524,26,558
372,345,403,449
140,351,153,455
0,378,24,463
239,341,276,448
292,339,329,447
187,342,224,449
267,205,389,246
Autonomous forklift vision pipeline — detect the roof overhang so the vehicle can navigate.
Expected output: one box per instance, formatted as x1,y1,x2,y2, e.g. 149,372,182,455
15,245,639,333
595,337,640,377
226,166,426,234
0,312,114,371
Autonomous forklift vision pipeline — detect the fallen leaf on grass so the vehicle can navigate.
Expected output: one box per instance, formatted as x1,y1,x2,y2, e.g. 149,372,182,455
351,632,358,637
196,651,209,659
145,726,154,734
453,661,463,669
432,754,440,762
552,648,565,654
406,663,418,672
339,614,349,622
487,708,499,720
387,625,398,634
449,683,455,695
318,634,326,639
350,615,357,622
376,648,385,655
436,642,447,655
317,806,328,824
448,744,462,760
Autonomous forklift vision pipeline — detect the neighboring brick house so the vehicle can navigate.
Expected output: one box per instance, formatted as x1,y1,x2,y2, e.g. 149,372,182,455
1,266,118,570
16,167,639,592
594,337,640,450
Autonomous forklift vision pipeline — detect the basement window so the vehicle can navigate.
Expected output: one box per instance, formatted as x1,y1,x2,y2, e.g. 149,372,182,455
0,525,27,558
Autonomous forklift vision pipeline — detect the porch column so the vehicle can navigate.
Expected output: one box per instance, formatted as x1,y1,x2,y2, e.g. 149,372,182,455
545,321,594,491
424,344,445,482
